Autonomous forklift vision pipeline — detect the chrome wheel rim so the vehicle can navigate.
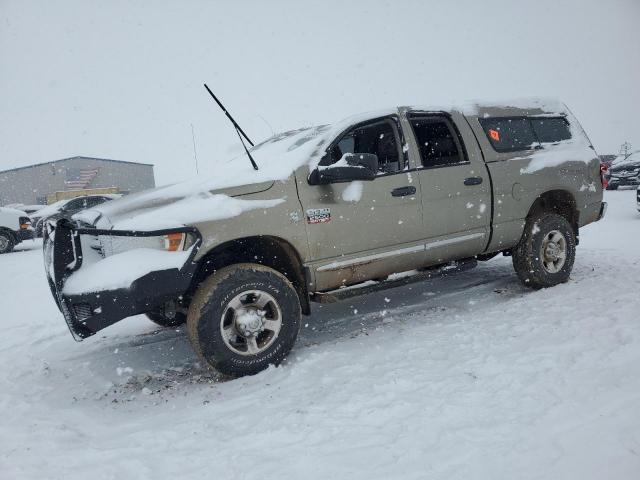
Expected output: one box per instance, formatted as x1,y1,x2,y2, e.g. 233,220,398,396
540,229,567,274
220,290,282,356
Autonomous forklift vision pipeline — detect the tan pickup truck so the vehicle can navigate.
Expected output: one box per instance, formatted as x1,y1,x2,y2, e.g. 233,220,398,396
44,98,606,376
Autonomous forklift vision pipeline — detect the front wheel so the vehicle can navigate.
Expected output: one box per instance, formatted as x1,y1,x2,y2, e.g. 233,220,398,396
187,263,301,377
512,213,576,289
0,231,15,254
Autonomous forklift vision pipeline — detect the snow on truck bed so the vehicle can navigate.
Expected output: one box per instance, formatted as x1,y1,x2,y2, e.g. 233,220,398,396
1,190,639,479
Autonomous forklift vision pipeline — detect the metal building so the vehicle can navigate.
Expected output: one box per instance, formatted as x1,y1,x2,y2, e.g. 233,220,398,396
0,156,155,206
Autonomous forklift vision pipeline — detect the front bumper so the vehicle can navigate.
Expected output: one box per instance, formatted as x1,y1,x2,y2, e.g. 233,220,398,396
609,175,640,187
17,228,35,242
44,219,201,341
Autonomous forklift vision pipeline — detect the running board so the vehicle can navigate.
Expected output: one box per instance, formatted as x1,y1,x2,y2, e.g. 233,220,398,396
311,258,478,304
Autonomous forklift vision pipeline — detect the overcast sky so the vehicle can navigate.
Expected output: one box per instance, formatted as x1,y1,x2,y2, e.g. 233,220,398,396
1,0,638,185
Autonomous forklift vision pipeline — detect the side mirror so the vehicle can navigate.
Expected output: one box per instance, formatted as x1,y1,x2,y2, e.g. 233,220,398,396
309,153,379,185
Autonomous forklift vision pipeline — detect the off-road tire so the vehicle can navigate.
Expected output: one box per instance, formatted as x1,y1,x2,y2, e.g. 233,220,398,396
187,263,301,377
512,212,576,289
0,231,15,254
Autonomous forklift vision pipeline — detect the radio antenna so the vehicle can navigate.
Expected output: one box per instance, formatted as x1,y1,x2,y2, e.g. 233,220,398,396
190,123,199,174
203,84,258,170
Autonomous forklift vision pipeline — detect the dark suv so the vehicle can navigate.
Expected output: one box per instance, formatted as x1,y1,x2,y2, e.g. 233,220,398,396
606,153,640,190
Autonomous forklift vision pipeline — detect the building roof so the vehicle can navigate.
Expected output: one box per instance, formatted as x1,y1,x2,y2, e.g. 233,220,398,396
0,156,154,174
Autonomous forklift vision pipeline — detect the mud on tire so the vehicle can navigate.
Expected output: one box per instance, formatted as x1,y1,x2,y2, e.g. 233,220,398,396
187,263,301,377
512,212,576,289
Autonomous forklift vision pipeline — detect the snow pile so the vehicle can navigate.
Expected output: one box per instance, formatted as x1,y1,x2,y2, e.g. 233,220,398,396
63,248,192,294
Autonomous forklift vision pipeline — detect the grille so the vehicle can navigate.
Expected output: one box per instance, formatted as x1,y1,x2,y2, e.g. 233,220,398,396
73,303,93,321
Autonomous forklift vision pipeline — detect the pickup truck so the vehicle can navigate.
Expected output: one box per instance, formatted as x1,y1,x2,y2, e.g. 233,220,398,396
44,98,606,376
0,207,34,254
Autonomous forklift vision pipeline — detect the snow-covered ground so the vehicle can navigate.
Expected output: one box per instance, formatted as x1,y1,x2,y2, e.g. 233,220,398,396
1,190,639,479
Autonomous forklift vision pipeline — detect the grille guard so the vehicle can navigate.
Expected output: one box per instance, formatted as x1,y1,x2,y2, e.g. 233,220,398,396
44,219,202,340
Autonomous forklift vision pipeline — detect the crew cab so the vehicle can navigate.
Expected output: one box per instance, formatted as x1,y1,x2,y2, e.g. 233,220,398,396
0,207,34,254
44,98,606,376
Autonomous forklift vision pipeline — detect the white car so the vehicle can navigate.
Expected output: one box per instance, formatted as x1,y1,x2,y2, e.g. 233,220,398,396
0,207,34,254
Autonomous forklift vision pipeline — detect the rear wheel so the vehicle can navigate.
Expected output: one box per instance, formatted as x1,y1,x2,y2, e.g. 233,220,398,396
512,213,576,289
0,231,15,254
187,263,301,377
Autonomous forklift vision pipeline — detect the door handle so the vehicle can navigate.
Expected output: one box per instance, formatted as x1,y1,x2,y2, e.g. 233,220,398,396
464,177,483,186
391,186,416,197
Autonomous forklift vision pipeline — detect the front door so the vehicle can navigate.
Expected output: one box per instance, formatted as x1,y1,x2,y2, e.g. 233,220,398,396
297,116,424,290
403,111,492,263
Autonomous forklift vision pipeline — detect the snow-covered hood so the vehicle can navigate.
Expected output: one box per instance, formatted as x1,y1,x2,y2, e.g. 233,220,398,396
609,160,640,172
75,179,279,230
30,198,71,220
74,124,335,231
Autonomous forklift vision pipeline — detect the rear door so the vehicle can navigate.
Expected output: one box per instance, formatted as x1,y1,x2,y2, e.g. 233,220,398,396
403,111,491,262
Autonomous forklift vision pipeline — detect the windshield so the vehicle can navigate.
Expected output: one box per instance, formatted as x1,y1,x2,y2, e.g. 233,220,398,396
32,198,73,218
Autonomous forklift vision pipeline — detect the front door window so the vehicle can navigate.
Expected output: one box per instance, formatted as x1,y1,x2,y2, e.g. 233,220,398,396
325,120,403,174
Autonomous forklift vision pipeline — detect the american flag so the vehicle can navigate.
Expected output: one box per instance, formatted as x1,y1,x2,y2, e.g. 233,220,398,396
65,168,99,190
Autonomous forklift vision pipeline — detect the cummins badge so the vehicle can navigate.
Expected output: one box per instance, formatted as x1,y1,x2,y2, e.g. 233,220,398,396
306,208,331,224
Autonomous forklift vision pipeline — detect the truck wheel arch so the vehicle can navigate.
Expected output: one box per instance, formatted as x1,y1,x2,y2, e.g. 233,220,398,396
525,190,579,236
190,236,311,315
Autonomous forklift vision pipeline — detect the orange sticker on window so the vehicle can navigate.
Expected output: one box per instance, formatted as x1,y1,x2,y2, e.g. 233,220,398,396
489,129,500,141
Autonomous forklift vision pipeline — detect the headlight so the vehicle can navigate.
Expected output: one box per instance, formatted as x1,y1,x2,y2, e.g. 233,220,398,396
93,232,196,257
164,232,186,251
19,217,31,230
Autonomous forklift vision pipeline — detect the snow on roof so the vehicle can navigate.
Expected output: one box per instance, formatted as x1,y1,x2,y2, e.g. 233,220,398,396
409,97,568,117
0,206,28,216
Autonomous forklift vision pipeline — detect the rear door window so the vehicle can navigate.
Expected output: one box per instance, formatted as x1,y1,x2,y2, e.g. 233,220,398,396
409,116,465,168
479,118,537,153
530,117,571,143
